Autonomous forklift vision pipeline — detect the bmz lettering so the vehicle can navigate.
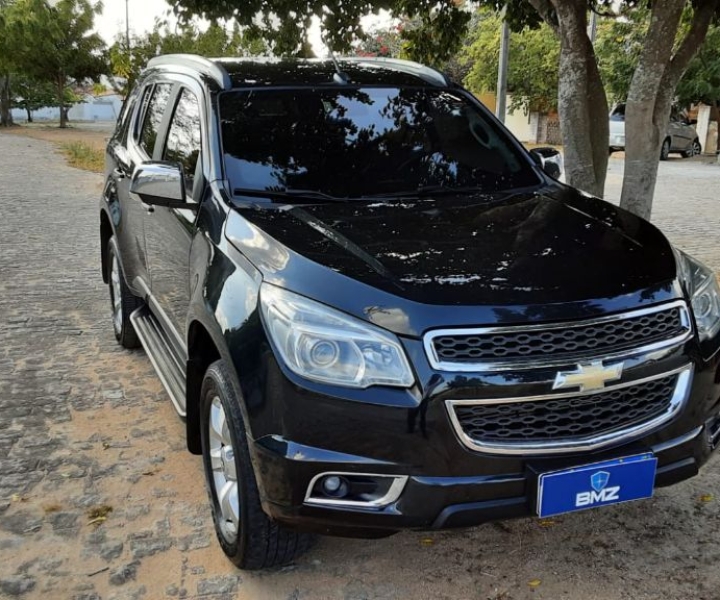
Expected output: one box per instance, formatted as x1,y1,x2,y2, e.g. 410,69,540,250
575,470,620,507
575,486,620,507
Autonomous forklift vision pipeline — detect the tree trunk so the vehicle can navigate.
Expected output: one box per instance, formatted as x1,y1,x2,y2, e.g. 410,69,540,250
0,73,13,127
620,0,718,220
25,105,33,122
533,0,609,197
58,77,67,128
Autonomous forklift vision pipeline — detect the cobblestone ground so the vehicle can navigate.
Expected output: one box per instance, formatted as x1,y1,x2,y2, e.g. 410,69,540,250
0,134,719,600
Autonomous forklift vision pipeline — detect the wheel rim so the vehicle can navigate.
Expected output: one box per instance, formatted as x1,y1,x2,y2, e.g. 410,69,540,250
692,141,701,156
110,255,123,334
208,396,240,543
662,141,670,158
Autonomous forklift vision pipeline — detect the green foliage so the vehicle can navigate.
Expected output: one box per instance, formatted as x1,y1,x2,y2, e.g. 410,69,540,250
174,0,472,63
595,10,648,104
4,0,107,126
10,75,55,116
461,10,560,112
676,25,720,107
596,8,720,108
110,20,268,95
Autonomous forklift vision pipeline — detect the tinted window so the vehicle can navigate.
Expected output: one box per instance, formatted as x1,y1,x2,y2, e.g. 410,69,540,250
139,83,173,156
163,89,202,190
219,88,539,198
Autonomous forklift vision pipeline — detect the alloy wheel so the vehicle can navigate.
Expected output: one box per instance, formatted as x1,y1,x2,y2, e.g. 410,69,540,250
110,255,123,334
208,396,240,543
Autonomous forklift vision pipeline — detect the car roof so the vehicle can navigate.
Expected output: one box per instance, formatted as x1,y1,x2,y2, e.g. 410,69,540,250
146,54,450,91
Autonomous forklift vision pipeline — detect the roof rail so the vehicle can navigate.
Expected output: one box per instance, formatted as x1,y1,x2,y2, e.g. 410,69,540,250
341,57,449,87
146,54,232,90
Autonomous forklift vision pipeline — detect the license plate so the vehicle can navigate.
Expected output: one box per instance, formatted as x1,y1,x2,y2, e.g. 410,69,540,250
537,453,657,518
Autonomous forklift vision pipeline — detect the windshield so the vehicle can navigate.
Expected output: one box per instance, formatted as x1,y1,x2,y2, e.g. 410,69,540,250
219,87,540,199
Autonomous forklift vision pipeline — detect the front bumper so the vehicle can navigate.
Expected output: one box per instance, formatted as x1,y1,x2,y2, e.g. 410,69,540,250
248,349,720,538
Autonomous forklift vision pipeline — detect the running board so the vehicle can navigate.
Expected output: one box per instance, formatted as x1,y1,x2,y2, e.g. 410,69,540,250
130,306,187,417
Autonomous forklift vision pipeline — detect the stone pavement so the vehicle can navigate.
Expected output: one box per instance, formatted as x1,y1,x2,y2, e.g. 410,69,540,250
0,133,719,600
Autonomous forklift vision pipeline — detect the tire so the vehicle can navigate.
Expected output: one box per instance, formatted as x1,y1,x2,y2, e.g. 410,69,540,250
660,138,671,161
682,139,702,158
199,360,312,570
107,239,142,349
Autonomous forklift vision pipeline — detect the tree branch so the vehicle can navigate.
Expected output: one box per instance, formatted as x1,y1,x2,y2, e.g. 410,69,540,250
527,0,559,34
662,0,720,89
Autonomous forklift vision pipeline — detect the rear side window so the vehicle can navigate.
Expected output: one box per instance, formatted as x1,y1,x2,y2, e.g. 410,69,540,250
139,83,173,156
163,88,202,190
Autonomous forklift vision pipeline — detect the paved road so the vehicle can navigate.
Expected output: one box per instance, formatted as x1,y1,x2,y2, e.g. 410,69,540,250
0,134,719,600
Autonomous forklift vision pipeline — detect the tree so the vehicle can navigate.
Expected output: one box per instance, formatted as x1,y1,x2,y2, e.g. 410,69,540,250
110,19,268,96
174,0,719,218
9,0,107,128
462,10,560,113
0,0,15,127
10,75,55,121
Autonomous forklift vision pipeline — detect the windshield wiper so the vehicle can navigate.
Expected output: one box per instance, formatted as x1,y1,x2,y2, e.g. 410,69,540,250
233,187,351,203
367,185,488,199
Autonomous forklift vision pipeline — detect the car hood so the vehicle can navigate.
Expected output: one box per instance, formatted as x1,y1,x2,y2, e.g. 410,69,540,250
227,187,678,310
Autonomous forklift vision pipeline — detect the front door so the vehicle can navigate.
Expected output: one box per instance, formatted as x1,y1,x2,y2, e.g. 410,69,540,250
144,85,205,348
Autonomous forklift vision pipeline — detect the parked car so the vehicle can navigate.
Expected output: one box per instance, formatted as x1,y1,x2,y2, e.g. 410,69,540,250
609,103,702,159
101,55,720,570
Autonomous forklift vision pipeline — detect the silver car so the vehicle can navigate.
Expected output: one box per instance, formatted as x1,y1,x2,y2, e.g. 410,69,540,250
609,103,702,160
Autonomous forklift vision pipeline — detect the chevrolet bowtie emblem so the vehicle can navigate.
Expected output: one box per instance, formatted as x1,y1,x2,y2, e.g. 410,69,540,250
552,361,624,392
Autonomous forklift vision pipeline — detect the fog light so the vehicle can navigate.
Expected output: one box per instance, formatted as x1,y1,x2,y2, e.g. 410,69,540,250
321,475,349,498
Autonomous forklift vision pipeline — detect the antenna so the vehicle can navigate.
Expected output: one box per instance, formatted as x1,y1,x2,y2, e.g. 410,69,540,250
322,33,350,84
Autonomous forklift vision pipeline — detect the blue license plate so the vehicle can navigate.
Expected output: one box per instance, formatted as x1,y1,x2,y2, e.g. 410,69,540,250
537,453,658,518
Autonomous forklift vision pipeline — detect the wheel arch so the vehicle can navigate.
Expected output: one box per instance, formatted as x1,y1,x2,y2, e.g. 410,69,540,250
186,318,223,454
100,209,113,283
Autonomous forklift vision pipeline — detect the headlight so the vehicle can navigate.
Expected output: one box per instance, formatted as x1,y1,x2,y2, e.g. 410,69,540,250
259,284,415,389
678,251,720,341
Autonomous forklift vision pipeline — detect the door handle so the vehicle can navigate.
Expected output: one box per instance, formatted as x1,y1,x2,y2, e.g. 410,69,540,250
113,167,126,179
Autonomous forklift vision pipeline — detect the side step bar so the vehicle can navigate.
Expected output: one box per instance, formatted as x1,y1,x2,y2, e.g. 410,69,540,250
130,306,187,417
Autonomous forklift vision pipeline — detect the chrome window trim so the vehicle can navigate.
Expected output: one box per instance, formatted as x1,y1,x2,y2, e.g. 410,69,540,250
446,365,693,456
304,472,408,509
424,300,691,372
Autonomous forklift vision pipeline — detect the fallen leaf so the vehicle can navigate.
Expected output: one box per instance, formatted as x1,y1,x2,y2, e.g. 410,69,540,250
699,494,714,503
11,494,26,503
420,537,434,547
528,579,542,588
87,516,107,527
538,518,557,528
87,505,113,520
43,503,62,514
102,442,111,450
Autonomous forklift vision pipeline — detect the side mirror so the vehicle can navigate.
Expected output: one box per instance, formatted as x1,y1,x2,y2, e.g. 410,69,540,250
530,147,563,180
130,162,197,210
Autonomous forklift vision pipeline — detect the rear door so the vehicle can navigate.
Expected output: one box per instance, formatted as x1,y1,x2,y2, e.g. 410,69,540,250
111,79,174,292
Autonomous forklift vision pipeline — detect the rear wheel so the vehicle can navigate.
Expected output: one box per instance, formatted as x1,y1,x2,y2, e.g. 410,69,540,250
682,139,701,158
199,360,312,569
660,138,671,160
107,239,142,349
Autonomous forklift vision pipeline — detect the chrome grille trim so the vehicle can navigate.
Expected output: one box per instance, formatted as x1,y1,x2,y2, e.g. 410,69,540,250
446,365,693,455
423,300,691,373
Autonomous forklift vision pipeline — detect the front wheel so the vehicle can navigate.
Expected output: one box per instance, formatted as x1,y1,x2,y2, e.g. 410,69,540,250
199,360,312,570
660,138,671,161
682,139,702,158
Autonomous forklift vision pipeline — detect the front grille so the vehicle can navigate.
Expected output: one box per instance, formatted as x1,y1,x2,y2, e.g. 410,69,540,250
427,303,689,369
453,374,678,445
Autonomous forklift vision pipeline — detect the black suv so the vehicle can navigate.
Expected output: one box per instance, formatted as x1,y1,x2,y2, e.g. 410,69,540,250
101,54,720,570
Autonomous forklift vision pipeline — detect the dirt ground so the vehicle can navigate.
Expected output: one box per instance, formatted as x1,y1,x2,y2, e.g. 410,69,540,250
3,121,112,151
2,127,720,600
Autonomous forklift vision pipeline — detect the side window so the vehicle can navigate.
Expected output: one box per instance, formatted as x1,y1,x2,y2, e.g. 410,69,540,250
139,83,173,157
163,88,202,193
